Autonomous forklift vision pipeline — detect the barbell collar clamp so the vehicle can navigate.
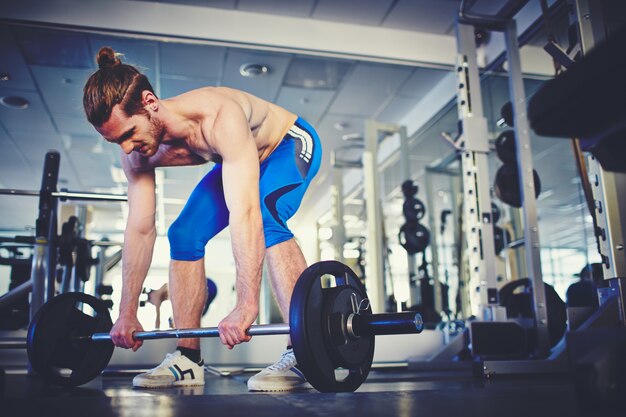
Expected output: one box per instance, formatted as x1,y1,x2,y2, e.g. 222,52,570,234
347,312,424,339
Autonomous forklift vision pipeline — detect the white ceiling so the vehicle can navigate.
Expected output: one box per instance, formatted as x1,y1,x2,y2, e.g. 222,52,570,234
0,0,596,252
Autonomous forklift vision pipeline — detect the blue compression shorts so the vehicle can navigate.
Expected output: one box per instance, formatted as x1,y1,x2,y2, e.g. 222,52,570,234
168,117,322,261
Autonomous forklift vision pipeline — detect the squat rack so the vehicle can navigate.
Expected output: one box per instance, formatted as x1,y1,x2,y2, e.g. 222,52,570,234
0,150,127,322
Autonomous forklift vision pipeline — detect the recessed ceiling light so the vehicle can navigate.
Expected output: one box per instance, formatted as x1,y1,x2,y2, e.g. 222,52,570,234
239,63,270,77
333,122,349,131
0,96,29,110
342,133,363,141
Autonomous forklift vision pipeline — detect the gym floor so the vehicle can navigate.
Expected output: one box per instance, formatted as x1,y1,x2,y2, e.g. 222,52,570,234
1,367,622,417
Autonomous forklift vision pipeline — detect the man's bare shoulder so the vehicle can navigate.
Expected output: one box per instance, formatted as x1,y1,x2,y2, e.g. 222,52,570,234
173,86,243,103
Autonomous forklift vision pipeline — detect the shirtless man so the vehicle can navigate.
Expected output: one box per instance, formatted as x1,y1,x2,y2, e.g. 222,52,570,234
83,47,321,391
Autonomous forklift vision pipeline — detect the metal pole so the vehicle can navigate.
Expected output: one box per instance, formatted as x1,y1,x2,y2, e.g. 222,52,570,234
0,189,127,202
331,167,346,263
0,280,33,308
504,19,550,355
363,120,386,313
424,170,442,313
570,0,626,324
450,173,470,318
455,21,501,321
73,206,88,293
399,126,419,307
30,151,60,319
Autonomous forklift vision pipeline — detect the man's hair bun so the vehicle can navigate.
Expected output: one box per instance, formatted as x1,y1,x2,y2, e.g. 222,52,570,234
97,46,122,70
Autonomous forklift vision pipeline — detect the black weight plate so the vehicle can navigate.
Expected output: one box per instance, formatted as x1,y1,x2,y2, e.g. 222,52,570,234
494,165,542,208
493,226,511,255
501,101,514,127
495,130,516,164
402,198,426,221
290,261,374,392
398,222,430,254
491,202,501,224
27,292,114,386
401,180,418,197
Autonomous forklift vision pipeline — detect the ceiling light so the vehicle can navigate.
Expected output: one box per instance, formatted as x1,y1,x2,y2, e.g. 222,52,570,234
341,133,363,142
239,63,269,77
0,73,10,81
0,96,29,110
333,122,349,131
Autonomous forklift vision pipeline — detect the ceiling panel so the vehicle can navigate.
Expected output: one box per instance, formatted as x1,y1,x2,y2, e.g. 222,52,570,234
144,0,237,8
398,67,449,98
0,88,56,132
328,63,412,117
312,0,395,27
221,49,291,102
160,77,219,99
382,0,461,34
275,86,336,126
30,66,93,117
53,115,97,137
377,95,418,124
159,43,226,79
0,27,36,91
0,131,33,189
14,26,92,68
63,133,103,153
9,130,66,166
283,56,353,90
237,0,316,17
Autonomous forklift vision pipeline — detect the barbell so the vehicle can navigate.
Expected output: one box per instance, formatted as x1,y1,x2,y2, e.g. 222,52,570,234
27,261,424,392
0,188,127,202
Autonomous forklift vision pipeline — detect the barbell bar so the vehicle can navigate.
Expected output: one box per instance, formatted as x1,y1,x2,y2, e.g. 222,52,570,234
87,312,422,342
0,188,127,202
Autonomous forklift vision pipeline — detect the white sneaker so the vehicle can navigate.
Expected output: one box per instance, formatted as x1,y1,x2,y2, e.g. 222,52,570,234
247,349,312,392
133,351,205,388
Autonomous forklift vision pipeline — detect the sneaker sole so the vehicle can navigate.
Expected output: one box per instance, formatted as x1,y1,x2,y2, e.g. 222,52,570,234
247,383,313,392
133,380,205,389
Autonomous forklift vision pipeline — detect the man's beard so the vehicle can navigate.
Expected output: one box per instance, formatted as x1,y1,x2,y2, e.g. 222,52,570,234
149,116,166,146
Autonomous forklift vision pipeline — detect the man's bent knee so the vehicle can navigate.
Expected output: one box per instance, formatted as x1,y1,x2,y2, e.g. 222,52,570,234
168,220,206,261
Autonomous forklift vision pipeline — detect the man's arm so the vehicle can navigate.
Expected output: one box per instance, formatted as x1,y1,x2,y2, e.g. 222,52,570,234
209,100,265,349
109,154,157,350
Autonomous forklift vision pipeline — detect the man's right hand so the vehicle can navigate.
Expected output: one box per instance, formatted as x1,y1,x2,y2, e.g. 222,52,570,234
110,314,144,351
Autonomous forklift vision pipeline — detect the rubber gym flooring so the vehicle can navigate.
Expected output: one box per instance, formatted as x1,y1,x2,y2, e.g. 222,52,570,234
1,366,623,417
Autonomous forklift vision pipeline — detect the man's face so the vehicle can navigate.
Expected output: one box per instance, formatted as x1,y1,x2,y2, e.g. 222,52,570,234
96,105,165,157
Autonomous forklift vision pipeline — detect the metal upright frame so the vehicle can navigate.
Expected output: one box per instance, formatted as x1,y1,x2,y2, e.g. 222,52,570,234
568,0,626,324
455,21,504,323
362,121,407,313
457,0,553,361
331,167,347,264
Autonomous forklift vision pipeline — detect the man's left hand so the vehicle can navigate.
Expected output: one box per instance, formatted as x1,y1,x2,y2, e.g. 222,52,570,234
217,305,258,349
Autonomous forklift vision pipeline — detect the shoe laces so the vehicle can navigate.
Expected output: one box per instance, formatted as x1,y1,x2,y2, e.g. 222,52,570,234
267,349,297,372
